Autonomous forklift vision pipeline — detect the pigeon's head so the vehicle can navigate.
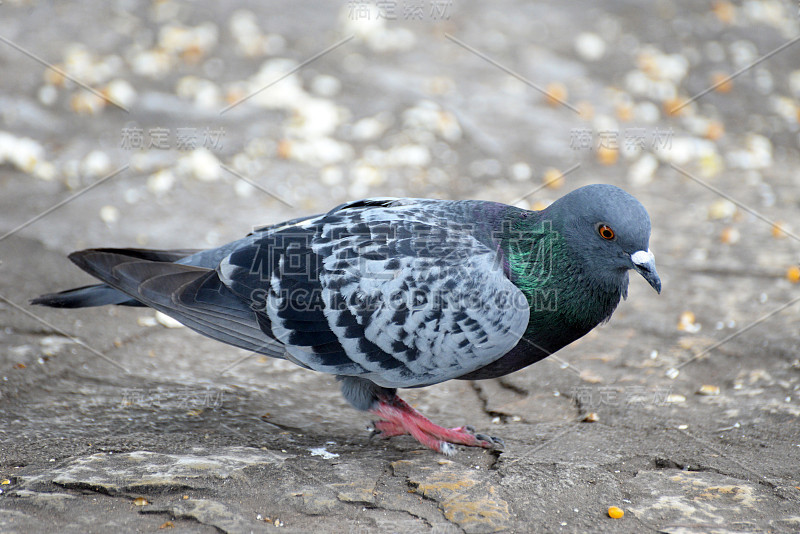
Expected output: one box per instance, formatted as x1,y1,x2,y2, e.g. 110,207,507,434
547,184,661,294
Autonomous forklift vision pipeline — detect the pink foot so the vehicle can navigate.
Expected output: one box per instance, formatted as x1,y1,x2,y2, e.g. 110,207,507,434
368,395,504,455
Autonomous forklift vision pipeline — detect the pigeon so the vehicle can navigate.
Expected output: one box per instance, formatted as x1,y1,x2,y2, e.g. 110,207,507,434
32,184,660,455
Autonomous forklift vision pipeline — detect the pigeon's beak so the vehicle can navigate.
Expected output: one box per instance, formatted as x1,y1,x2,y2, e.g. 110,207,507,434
631,249,661,294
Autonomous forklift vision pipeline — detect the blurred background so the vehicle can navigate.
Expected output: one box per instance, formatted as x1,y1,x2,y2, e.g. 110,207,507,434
1,0,799,531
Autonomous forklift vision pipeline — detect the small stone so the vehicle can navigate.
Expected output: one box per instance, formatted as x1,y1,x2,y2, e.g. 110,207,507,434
697,385,720,396
133,497,149,506
147,169,176,195
544,82,568,107
82,150,112,178
33,161,57,181
720,227,740,244
179,149,221,181
663,98,687,117
711,72,733,93
708,199,736,220
70,91,106,115
103,79,137,108
614,101,633,122
574,33,606,61
38,84,58,106
597,145,618,165
155,311,185,328
786,266,800,284
666,368,680,379
99,205,119,224
582,412,599,423
310,74,341,97
666,394,686,403
543,167,564,189
771,222,790,239
511,162,532,181
705,120,725,140
628,154,658,185
677,311,701,333
608,506,624,519
712,1,736,23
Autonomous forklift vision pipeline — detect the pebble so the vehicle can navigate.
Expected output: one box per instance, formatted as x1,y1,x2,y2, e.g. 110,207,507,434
666,368,680,379
697,385,721,396
155,311,185,329
543,167,565,189
677,311,701,333
131,49,173,78
351,114,391,141
574,33,606,61
729,40,758,69
310,74,341,98
403,101,462,142
0,132,46,174
771,222,790,239
176,76,221,109
229,10,282,57
720,227,741,244
510,162,532,182
70,91,106,115
177,149,221,181
147,169,177,195
707,199,737,220
38,84,58,106
159,22,218,62
99,205,119,224
81,150,111,178
103,79,137,108
628,154,658,185
137,316,158,327
544,82,568,107
734,134,773,169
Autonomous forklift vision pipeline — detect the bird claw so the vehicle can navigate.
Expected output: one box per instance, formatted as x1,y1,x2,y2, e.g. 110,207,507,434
366,423,381,440
475,433,505,449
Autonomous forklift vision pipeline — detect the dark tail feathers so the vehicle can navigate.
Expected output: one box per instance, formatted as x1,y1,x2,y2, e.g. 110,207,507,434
31,283,144,308
31,247,200,308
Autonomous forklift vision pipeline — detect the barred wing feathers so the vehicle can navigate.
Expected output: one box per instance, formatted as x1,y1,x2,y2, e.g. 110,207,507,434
219,199,530,388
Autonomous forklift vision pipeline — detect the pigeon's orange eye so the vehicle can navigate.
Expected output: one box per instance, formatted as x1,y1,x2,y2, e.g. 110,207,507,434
598,224,615,240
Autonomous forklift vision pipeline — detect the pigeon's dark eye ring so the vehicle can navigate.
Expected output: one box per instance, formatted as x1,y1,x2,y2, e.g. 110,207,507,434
598,224,615,240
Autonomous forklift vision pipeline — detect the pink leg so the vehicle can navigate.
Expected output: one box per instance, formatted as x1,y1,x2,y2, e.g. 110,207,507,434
369,395,504,455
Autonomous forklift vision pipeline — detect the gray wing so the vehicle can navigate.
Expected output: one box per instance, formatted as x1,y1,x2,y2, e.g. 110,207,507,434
219,199,530,388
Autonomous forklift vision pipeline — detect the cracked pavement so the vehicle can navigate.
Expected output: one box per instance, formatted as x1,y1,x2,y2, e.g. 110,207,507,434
2,0,800,532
